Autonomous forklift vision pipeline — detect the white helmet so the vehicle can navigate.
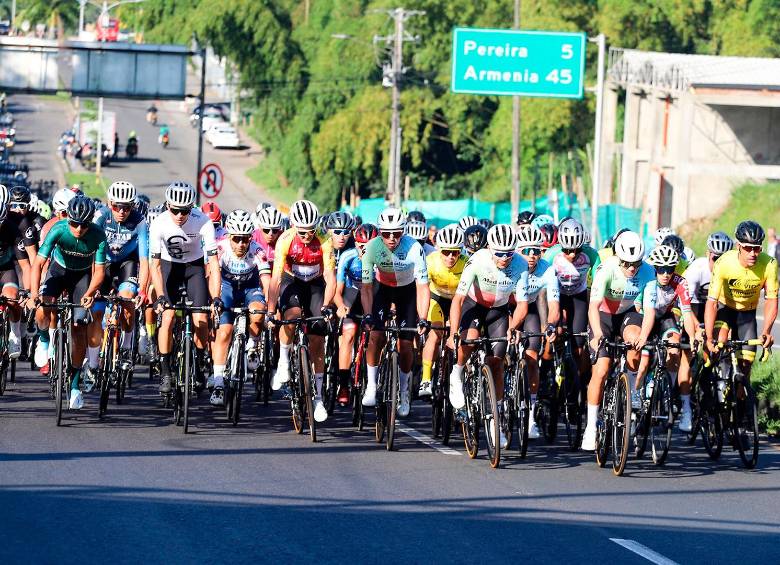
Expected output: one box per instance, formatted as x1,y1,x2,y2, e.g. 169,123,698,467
516,224,544,248
558,218,586,249
0,184,7,206
436,223,464,250
647,244,679,267
165,181,196,207
52,187,76,213
614,230,644,262
707,231,734,255
653,226,675,245
257,206,284,230
683,246,695,262
459,216,478,230
487,224,518,252
406,220,427,240
225,210,254,235
107,180,136,204
377,207,406,230
289,199,319,229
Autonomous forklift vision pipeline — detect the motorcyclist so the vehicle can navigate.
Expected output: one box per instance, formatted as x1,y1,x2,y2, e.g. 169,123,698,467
126,131,138,158
158,124,170,145
146,104,158,124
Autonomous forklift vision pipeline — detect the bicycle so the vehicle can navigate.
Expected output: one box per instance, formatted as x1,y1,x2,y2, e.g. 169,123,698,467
0,294,24,396
96,293,136,418
47,296,82,426
504,334,532,458
222,306,264,426
430,326,454,445
457,334,506,469
595,339,632,476
349,316,369,431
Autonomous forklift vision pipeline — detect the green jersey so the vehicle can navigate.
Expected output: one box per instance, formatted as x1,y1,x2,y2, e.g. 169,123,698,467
38,220,107,271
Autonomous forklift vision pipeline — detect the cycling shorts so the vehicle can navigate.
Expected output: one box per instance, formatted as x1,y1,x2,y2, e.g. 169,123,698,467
341,286,363,327
219,280,265,325
589,309,643,360
40,261,91,325
715,306,758,362
458,296,509,358
0,260,18,290
161,259,209,307
427,292,452,325
560,290,588,347
279,273,327,336
371,281,417,340
522,301,542,353
93,258,140,314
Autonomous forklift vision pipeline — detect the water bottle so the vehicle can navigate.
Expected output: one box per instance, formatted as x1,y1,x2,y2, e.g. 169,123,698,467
645,376,654,401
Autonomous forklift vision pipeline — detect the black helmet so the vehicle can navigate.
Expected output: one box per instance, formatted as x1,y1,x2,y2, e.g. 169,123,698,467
10,185,31,205
134,198,149,217
67,195,95,224
407,210,426,223
661,234,685,256
353,215,363,227
137,193,151,205
734,220,765,246
327,211,355,231
516,211,536,226
478,218,494,230
464,224,488,253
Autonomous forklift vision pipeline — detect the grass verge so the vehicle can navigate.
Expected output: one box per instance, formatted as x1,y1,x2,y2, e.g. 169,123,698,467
65,171,111,199
752,353,780,436
245,151,297,210
37,91,71,103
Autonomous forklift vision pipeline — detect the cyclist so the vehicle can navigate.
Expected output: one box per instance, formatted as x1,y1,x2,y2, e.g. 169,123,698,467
463,224,488,257
418,224,466,398
459,216,478,231
30,196,107,410
509,224,560,439
149,181,221,395
210,210,270,406
334,223,378,405
0,203,30,358
138,204,166,358
201,201,225,240
90,181,149,377
637,245,698,431
8,185,44,289
582,230,657,451
406,219,435,256
659,234,689,275
516,211,536,227
684,231,734,321
327,211,356,264
360,207,429,417
705,220,778,378
448,224,527,449
268,200,336,424
252,205,285,262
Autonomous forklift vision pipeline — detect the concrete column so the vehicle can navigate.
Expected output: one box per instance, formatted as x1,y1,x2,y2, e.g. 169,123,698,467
598,82,619,204
671,92,694,228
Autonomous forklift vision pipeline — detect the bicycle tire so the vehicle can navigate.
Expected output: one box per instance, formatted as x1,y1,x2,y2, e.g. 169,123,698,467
480,365,501,468
595,377,611,468
386,350,399,451
352,347,366,430
462,366,480,459
687,378,704,445
375,356,387,443
441,349,454,446
232,336,245,427
225,338,238,420
431,358,443,439
183,337,192,434
324,334,338,415
55,330,65,426
516,361,530,458
650,370,673,465
734,383,759,469
300,345,316,442
563,364,582,451
9,359,15,385
0,357,6,396
611,372,631,476
701,409,724,460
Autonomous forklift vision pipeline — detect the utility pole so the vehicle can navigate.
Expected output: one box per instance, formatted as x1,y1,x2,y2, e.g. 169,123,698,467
511,0,521,221
589,33,606,246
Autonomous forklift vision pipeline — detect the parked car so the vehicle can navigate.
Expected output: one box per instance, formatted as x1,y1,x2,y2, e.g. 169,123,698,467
190,104,228,130
206,124,240,149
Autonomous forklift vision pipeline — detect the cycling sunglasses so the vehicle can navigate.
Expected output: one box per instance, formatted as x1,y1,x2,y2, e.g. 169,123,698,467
520,247,542,257
655,266,675,275
297,229,315,237
168,206,191,216
111,203,133,212
231,235,251,244
68,220,89,230
562,247,581,255
493,250,514,258
380,231,403,240
440,249,460,257
331,229,351,236
263,227,282,234
740,244,762,254
619,259,642,269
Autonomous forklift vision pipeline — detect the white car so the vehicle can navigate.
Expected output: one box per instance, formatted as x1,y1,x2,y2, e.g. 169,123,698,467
207,124,240,149
201,109,228,133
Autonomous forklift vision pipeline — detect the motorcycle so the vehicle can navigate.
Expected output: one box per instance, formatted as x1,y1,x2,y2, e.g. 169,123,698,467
159,133,169,148
146,110,158,125
126,138,138,159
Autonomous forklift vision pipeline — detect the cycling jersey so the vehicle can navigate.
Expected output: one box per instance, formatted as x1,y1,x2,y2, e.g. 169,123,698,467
427,251,466,299
708,249,779,311
149,209,217,263
590,255,657,314
650,273,692,318
252,232,276,263
0,220,26,266
39,216,60,244
94,209,149,263
683,257,711,304
332,239,355,266
38,220,107,271
8,210,43,249
456,249,527,308
522,258,560,304
544,244,599,295
337,247,362,291
361,235,428,287
273,228,335,282
215,225,228,241
217,238,269,284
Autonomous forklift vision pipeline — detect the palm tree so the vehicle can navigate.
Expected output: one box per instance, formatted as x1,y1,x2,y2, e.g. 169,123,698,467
16,0,80,39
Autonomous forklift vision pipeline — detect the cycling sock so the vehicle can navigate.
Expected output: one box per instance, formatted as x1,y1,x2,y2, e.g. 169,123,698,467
366,364,378,389
10,320,20,339
315,373,323,397
338,369,350,388
451,364,464,381
213,364,225,378
146,323,155,338
531,393,537,407
400,370,410,393
587,403,598,429
160,353,171,376
681,394,691,409
421,359,432,383
120,329,133,350
278,342,291,366
71,369,80,391
87,346,99,370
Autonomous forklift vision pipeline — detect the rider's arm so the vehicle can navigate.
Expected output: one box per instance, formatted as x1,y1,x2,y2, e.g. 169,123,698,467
359,239,377,317
412,243,430,321
637,280,658,343
84,263,105,299
760,258,779,339
136,220,150,295
588,266,609,343
321,240,337,307
705,260,726,343
510,270,529,330
449,293,466,337
545,267,561,326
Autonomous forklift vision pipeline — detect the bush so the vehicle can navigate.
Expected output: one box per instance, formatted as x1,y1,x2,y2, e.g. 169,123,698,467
752,353,780,436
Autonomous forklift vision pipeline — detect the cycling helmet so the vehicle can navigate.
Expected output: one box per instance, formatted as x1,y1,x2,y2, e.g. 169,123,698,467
531,214,554,229
354,223,379,244
405,220,427,241
225,210,254,235
487,224,517,252
558,218,586,249
464,225,488,253
459,216,478,230
317,213,331,231
257,206,284,230
683,246,695,262
289,199,319,229
707,231,734,255
407,210,426,223
516,224,544,248
67,195,95,224
107,180,136,204
478,218,494,230
539,223,558,248
516,210,536,226
436,223,464,250
734,220,765,246
52,187,76,213
10,185,31,205
377,207,406,230
201,201,222,224
0,204,7,223
0,184,7,206
653,226,675,245
137,193,151,205
327,211,356,231
584,231,592,245
660,234,685,256
256,201,272,212
280,216,291,231
614,230,644,262
354,215,363,227
146,204,165,225
609,228,630,252
165,181,196,207
133,197,149,218
647,244,679,268
36,201,52,220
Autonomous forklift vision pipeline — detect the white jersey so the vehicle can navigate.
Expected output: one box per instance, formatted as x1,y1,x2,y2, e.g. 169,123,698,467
150,208,217,263
682,257,711,304
217,239,270,283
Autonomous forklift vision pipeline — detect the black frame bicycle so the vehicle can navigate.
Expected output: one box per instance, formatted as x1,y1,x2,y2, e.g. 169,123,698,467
223,306,264,426
595,339,632,476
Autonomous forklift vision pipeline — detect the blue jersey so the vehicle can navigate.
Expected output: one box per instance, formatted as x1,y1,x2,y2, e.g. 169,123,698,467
95,209,149,263
520,258,560,304
337,247,362,291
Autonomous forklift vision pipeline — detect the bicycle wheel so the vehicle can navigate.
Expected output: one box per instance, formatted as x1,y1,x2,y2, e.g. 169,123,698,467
351,347,366,430
595,378,612,468
733,383,759,469
516,361,531,458
441,349,454,446
386,350,399,451
183,337,192,434
462,366,480,458
375,356,387,443
54,330,65,426
687,376,704,445
431,358,443,439
480,365,501,468
0,356,6,396
299,345,316,442
290,366,304,434
9,359,15,385
231,337,245,427
562,363,582,451
611,372,631,476
650,370,674,465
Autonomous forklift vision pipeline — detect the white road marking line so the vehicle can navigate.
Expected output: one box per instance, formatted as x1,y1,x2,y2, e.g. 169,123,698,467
396,423,461,456
610,539,680,565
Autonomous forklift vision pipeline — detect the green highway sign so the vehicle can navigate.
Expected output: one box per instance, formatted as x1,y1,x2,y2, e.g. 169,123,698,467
451,28,586,98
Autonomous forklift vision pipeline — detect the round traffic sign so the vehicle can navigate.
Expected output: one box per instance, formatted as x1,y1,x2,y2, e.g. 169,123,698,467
199,163,223,199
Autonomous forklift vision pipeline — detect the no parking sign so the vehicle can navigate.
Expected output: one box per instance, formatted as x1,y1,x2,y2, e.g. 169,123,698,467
199,163,223,199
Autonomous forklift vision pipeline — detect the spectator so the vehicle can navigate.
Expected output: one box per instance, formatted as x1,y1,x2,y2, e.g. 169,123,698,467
427,224,437,247
768,227,779,261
